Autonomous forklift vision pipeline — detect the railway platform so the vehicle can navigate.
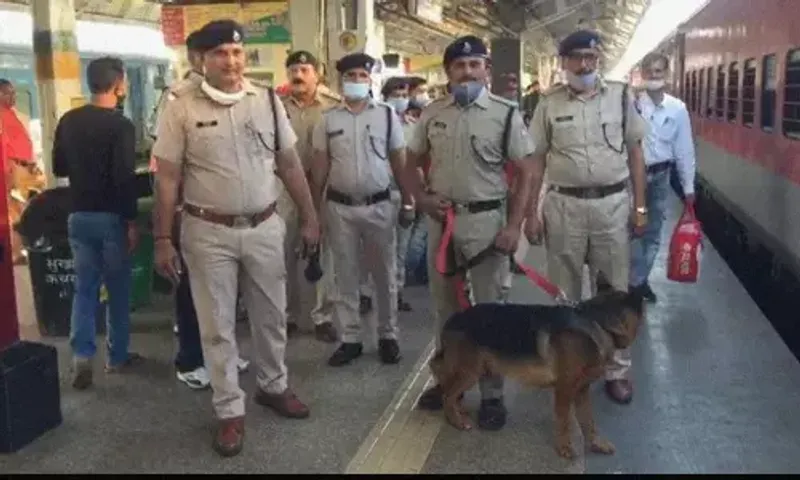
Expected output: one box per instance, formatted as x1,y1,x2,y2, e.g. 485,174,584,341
3,194,800,474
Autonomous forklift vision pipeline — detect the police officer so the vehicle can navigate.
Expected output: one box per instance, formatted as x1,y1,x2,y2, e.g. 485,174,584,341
278,50,341,343
151,20,320,457
524,30,648,405
309,53,411,367
405,36,537,430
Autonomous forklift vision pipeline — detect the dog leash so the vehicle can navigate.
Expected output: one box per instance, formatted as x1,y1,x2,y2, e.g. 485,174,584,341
435,206,571,310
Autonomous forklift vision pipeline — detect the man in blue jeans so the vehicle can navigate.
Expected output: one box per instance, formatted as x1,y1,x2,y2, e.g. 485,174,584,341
630,52,697,303
52,57,142,390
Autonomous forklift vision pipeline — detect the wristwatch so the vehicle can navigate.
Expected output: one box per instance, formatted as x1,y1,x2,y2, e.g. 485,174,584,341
635,206,648,215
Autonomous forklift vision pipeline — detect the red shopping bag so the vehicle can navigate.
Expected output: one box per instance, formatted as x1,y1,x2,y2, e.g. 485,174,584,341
666,203,703,283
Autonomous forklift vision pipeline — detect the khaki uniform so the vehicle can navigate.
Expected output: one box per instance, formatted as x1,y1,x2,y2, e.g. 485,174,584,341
528,78,647,380
312,100,405,343
278,88,340,332
407,90,535,400
152,80,297,419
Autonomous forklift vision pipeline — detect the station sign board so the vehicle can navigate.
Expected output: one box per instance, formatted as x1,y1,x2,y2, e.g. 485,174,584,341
160,1,290,46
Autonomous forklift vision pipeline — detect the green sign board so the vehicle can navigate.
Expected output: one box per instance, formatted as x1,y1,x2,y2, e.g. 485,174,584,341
243,12,291,44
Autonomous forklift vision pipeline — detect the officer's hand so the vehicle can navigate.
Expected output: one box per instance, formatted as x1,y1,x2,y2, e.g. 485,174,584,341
523,215,544,245
300,219,321,258
494,225,520,254
154,239,181,285
419,192,451,222
631,210,648,237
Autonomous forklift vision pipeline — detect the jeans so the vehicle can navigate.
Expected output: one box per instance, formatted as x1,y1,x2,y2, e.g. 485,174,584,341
68,212,132,366
396,222,412,290
404,214,428,285
174,247,204,372
630,168,672,287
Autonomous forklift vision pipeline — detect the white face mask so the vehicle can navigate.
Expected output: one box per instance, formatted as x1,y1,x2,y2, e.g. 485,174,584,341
644,79,666,91
201,80,246,106
414,93,430,105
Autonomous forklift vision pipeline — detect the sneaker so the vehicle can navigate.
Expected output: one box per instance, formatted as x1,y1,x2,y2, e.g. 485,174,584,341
237,357,250,373
72,357,93,390
177,366,211,390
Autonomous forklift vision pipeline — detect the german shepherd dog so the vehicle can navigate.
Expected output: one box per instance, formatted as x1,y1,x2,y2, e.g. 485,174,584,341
428,289,646,459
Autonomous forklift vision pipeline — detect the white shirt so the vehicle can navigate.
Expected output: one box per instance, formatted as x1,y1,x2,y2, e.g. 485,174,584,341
637,91,696,195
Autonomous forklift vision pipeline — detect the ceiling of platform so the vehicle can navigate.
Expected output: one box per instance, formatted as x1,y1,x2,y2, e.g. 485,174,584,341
2,0,649,76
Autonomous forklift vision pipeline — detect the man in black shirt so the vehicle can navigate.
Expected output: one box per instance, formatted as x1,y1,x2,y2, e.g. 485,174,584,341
53,56,142,390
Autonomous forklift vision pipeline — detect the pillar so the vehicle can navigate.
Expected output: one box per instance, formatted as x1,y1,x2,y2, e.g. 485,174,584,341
31,0,83,188
324,0,381,92
288,0,326,71
490,38,523,102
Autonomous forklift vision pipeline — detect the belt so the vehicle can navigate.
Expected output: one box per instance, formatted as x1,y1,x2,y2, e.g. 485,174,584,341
647,161,672,174
451,198,504,215
327,188,390,206
549,181,626,199
183,202,276,228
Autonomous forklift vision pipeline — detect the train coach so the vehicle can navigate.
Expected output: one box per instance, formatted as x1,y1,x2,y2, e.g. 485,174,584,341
0,6,173,162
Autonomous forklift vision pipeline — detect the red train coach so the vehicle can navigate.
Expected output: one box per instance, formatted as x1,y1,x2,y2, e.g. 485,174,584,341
658,0,800,275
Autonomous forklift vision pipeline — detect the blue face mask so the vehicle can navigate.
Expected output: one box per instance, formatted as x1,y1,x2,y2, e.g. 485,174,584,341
566,71,598,91
451,81,485,107
388,97,409,113
342,82,370,100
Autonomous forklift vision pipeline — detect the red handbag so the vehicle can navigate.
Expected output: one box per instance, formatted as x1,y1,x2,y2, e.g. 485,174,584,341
666,203,703,283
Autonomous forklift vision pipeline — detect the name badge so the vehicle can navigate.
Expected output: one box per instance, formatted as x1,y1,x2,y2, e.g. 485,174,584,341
554,115,573,123
196,120,218,128
327,129,344,138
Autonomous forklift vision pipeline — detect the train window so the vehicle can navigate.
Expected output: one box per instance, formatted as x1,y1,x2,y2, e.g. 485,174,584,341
727,62,739,122
782,49,800,139
762,54,777,132
690,71,698,112
715,65,726,119
705,67,713,117
698,69,705,114
742,59,757,127
683,72,690,104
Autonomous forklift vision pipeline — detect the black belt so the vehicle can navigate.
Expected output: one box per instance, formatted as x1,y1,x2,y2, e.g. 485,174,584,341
452,198,504,214
647,161,672,174
549,181,626,199
327,188,390,206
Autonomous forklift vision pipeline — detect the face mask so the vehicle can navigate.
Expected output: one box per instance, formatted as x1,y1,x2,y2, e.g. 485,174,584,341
644,79,665,91
451,81,485,107
201,80,246,106
342,82,370,100
414,93,430,106
388,97,409,113
566,71,597,91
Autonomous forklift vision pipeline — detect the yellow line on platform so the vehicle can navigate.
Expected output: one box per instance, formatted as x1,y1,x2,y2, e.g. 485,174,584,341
345,339,444,475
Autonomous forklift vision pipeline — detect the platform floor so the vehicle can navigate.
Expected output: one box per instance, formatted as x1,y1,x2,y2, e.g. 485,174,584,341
3,194,800,473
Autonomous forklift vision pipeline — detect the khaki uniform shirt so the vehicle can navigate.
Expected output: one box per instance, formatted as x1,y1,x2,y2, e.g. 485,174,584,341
312,99,405,198
151,79,297,215
281,87,341,170
528,77,647,187
406,90,535,203
149,71,203,140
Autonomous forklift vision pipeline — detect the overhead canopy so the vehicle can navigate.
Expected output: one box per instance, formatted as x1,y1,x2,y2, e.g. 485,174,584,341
2,0,160,23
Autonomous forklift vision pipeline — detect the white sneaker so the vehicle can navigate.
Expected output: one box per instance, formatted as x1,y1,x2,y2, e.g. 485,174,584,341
237,357,250,373
176,366,210,390
173,324,179,335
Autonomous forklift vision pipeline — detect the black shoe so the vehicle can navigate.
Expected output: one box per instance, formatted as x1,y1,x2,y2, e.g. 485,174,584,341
327,342,363,367
397,293,412,312
477,398,507,431
378,339,402,364
287,322,299,337
641,282,658,303
417,384,463,411
359,295,373,315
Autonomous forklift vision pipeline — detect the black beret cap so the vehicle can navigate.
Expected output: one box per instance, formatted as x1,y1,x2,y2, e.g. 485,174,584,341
558,30,601,56
335,53,375,74
195,19,245,53
443,35,488,66
381,76,408,97
286,50,318,68
185,30,202,52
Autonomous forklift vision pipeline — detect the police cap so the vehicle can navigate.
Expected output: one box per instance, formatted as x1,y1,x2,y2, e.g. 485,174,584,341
185,30,202,52
558,30,601,56
381,76,408,97
194,19,245,53
443,35,488,66
286,50,318,69
335,53,375,74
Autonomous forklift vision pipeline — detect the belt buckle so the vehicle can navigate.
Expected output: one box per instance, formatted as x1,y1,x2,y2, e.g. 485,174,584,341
353,196,368,207
452,202,469,214
231,215,251,229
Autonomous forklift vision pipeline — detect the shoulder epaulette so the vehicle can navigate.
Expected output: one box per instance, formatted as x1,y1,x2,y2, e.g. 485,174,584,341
487,92,516,107
249,79,271,89
168,78,200,99
320,90,342,103
542,83,566,97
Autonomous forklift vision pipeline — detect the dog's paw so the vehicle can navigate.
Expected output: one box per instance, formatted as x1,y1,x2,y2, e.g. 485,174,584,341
555,442,576,459
589,437,616,455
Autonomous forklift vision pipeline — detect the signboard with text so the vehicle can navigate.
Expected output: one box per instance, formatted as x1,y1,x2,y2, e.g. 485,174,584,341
160,1,290,46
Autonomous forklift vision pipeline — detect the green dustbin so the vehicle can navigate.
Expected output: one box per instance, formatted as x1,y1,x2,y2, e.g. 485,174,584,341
130,197,155,309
